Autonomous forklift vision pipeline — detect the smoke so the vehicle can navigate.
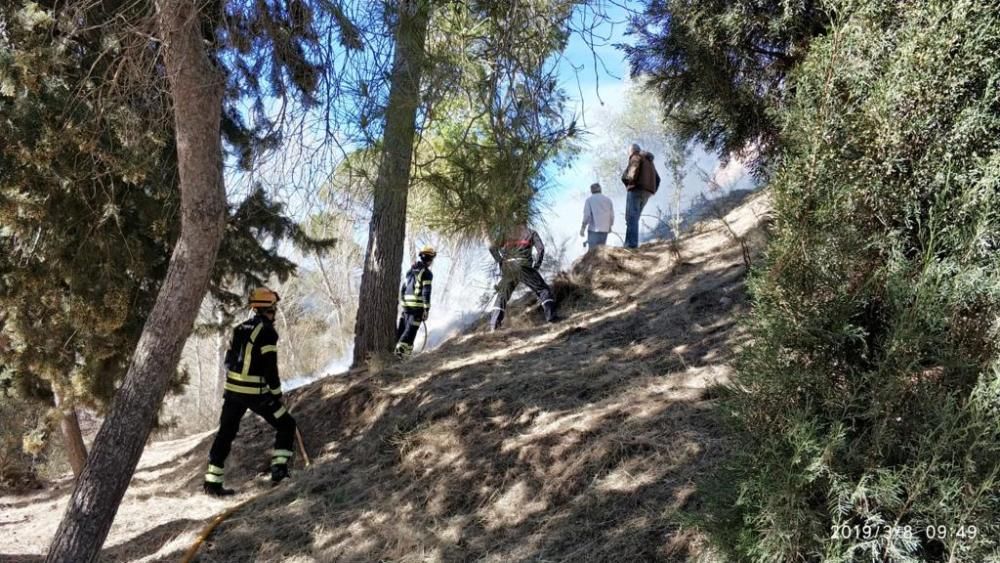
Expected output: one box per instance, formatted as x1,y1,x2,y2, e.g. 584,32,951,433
708,157,748,191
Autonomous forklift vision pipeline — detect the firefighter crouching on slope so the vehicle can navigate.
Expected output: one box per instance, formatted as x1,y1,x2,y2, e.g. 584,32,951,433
395,246,436,359
489,224,557,330
203,287,296,496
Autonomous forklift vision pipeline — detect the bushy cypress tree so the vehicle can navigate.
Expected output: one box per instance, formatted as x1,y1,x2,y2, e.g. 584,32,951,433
706,1,1000,560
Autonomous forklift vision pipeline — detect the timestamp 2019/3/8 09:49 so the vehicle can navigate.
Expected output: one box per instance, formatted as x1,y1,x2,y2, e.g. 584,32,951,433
831,523,979,541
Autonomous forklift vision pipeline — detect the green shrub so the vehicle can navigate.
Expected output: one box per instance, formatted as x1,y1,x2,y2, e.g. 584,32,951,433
708,1,1000,561
0,392,45,491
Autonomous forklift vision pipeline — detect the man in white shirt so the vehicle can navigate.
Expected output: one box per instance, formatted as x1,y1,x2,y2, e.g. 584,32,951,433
580,182,615,249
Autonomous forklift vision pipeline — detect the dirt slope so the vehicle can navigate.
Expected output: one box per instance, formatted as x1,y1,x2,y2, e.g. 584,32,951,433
0,191,770,563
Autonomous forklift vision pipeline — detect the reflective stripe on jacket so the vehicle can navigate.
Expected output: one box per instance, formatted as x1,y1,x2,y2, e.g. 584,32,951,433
489,226,545,269
400,260,433,311
223,315,281,395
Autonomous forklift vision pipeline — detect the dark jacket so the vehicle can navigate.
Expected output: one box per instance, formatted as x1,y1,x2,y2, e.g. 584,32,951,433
223,314,281,396
621,151,661,194
490,225,545,270
400,259,433,313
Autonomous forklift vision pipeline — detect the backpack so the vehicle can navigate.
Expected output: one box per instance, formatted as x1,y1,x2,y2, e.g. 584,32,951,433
223,321,253,372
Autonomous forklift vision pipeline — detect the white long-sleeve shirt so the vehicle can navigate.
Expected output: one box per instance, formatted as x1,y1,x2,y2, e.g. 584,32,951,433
582,193,614,233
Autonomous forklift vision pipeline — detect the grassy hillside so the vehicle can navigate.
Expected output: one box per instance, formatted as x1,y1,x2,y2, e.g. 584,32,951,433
0,191,769,563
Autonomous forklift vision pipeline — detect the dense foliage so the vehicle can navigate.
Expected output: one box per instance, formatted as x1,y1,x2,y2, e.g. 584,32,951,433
0,0,341,480
625,0,831,174
412,1,579,238
326,1,580,244
701,1,1000,560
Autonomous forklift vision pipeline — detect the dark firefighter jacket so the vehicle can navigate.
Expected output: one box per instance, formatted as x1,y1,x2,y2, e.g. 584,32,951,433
490,225,545,269
400,259,433,313
223,315,281,396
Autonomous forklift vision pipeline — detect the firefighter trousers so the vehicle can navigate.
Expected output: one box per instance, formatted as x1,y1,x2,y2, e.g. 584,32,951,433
395,311,423,357
490,261,555,329
208,391,296,471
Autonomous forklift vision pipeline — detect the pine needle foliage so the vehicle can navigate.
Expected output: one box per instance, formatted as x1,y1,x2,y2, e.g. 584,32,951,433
410,0,579,240
321,1,580,245
625,0,832,175
0,0,340,416
704,1,1000,560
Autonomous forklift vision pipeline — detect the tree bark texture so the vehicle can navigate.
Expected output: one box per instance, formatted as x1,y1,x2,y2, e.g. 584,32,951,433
44,1,226,560
352,0,430,367
52,390,88,479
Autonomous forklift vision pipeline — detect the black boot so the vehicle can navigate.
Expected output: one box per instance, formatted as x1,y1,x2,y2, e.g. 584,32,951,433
490,309,504,331
543,301,558,323
394,342,412,359
203,481,235,497
271,464,290,484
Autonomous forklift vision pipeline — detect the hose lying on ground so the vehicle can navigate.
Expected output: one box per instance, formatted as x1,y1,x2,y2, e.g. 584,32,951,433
180,432,311,563
179,487,279,563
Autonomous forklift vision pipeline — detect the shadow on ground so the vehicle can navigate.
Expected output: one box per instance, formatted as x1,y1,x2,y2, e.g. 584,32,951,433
183,195,768,563
5,192,769,562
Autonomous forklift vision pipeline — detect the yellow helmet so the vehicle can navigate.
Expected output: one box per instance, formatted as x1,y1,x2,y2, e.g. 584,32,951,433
249,287,280,309
419,246,437,259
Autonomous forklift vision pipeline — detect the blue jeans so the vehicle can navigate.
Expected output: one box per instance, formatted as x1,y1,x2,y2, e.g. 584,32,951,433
624,189,651,248
587,230,608,248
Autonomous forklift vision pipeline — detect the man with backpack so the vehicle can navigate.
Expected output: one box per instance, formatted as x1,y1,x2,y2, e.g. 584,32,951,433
203,287,296,496
489,224,557,330
395,246,437,359
621,143,661,248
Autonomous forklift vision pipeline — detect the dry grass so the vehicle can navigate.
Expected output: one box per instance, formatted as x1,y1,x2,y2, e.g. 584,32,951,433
0,191,771,563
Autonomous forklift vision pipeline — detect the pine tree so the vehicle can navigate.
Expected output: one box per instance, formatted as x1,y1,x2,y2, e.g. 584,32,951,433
0,0,338,480
352,0,431,367
2,0,356,557
349,0,580,365
45,1,227,556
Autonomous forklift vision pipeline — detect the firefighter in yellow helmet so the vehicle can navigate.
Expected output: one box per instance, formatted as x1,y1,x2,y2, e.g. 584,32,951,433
203,287,297,496
395,246,436,359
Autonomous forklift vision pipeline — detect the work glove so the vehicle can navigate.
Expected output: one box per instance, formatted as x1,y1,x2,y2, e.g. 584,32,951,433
422,309,429,321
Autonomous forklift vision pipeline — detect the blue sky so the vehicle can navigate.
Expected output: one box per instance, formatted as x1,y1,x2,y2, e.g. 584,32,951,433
249,2,752,371
552,3,633,188
537,3,750,262
234,1,748,251
402,3,752,353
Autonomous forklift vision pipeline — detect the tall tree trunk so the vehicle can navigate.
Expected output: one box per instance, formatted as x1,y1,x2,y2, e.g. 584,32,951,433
352,0,430,367
44,1,226,560
278,307,298,374
215,309,226,413
52,390,88,479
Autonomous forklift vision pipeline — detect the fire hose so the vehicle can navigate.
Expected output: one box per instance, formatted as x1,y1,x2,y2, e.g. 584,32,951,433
179,428,310,562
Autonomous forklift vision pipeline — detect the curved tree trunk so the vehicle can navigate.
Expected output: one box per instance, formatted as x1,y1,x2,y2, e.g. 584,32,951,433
44,0,226,560
52,390,88,479
352,0,430,367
